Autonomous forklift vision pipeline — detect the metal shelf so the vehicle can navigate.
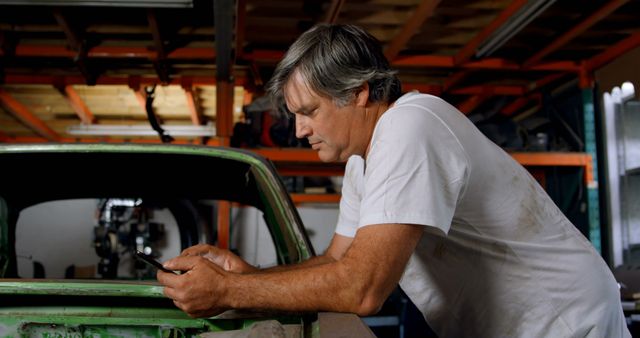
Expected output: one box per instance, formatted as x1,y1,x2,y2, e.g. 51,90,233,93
250,149,594,204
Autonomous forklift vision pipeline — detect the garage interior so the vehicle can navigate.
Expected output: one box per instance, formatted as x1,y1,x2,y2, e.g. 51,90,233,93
0,0,639,337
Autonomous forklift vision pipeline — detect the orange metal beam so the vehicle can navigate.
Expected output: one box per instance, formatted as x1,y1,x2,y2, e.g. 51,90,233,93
402,83,442,95
323,0,345,23
443,70,472,92
277,167,345,177
384,0,442,61
252,148,324,162
509,152,593,184
1,136,221,145
529,72,567,91
523,0,629,68
528,61,581,72
392,55,455,67
216,80,234,141
455,0,528,65
290,193,341,204
0,89,61,142
183,84,203,125
217,201,230,250
59,85,95,124
8,45,216,59
456,94,489,115
450,85,525,96
585,31,640,71
462,58,519,70
244,49,285,62
500,93,542,116
235,0,247,58
0,130,11,142
4,74,247,86
392,55,578,71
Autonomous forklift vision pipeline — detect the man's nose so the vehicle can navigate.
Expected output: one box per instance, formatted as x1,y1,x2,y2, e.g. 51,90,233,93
295,115,311,139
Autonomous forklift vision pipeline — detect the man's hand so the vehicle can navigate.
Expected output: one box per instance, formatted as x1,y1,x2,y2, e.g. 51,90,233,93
158,255,230,318
180,244,258,274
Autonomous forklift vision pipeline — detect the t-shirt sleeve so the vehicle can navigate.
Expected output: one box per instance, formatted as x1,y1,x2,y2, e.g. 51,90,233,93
359,106,469,234
335,156,364,238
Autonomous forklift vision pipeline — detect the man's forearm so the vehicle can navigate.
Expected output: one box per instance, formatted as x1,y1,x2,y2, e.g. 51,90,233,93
258,254,336,273
226,258,369,315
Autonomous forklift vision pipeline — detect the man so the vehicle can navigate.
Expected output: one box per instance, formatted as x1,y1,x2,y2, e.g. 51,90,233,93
158,24,629,337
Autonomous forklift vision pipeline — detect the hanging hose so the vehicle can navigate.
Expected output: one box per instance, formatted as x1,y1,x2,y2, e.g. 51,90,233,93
145,85,174,143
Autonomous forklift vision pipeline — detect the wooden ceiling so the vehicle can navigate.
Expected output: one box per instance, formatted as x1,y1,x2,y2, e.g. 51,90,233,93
0,0,638,143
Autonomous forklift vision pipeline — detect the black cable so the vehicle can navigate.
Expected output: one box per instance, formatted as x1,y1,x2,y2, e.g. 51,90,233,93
145,85,174,143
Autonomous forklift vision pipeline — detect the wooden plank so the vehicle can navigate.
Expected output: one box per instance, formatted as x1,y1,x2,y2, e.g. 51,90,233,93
0,89,61,141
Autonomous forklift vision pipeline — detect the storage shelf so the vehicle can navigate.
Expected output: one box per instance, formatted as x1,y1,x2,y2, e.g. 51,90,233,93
249,149,595,204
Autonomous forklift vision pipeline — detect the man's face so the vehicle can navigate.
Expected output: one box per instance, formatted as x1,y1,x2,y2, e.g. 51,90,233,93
284,72,364,163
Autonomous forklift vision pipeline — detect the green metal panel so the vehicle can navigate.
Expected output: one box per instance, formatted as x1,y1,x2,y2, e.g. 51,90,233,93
0,280,164,297
582,88,602,253
0,197,8,277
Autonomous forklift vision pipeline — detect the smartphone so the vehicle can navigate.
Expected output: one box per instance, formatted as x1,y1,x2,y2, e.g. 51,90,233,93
134,250,177,274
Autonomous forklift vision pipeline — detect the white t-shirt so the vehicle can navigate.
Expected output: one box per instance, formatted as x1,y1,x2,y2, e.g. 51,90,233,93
336,92,629,337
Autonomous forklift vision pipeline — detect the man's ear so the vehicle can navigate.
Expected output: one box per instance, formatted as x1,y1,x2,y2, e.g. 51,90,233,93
355,82,370,108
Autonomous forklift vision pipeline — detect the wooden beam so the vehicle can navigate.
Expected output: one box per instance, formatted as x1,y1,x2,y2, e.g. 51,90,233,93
523,0,629,68
585,31,640,71
323,0,345,23
0,89,61,141
384,0,441,61
454,0,528,65
57,85,95,124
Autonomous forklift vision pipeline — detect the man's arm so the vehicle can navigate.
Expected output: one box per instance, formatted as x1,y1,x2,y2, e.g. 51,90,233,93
260,233,354,272
158,223,423,318
176,233,354,274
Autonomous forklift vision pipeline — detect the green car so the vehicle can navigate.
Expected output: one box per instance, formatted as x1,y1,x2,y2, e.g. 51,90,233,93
0,143,374,337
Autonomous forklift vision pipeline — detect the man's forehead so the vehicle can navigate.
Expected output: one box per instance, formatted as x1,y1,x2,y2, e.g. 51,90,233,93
284,72,319,110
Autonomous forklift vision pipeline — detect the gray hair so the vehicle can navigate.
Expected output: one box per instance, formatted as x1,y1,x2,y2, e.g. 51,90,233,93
266,24,401,116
